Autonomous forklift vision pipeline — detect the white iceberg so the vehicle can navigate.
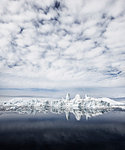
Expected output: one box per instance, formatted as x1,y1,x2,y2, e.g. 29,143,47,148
0,94,125,120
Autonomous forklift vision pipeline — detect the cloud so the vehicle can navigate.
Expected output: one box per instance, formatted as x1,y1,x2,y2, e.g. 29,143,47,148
0,0,125,91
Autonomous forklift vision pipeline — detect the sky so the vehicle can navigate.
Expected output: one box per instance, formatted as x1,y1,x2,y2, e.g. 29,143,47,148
0,0,125,97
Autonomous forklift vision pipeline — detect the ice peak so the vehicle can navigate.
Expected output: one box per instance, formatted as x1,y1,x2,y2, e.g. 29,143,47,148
66,93,70,100
75,94,81,100
85,94,88,98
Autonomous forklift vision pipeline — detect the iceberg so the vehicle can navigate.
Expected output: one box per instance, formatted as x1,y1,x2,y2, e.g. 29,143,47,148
0,94,125,120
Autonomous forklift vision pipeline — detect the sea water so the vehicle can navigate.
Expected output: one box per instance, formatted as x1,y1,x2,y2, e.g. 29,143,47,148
0,110,125,150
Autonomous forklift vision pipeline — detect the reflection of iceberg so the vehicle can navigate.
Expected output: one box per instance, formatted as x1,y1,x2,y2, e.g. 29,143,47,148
72,109,82,121
65,110,70,120
0,94,125,120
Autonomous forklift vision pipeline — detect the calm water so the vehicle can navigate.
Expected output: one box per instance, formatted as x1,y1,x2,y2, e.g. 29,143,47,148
0,110,125,150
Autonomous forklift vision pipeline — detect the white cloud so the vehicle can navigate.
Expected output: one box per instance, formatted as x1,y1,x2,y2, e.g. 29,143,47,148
0,0,125,92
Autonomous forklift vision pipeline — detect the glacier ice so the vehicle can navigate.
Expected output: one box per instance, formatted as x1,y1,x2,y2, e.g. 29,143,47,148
0,94,125,120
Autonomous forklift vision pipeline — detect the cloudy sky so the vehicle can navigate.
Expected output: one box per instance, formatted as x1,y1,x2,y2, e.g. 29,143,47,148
0,0,125,95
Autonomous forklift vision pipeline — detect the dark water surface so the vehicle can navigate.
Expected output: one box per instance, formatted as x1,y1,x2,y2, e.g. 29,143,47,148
0,111,125,150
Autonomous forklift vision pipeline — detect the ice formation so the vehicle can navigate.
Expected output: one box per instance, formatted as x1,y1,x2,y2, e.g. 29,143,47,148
0,94,125,120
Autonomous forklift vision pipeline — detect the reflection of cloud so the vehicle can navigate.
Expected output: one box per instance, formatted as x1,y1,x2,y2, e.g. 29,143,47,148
0,0,125,89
